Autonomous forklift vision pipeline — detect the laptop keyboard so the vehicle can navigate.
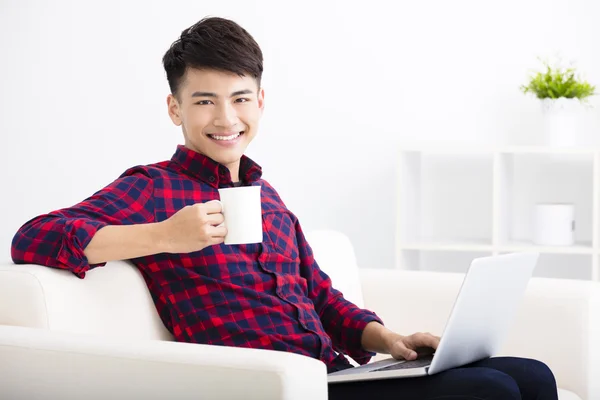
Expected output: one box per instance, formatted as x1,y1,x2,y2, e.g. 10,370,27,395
372,356,433,372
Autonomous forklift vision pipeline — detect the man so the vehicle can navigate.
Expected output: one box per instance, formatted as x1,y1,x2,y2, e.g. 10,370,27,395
11,16,557,400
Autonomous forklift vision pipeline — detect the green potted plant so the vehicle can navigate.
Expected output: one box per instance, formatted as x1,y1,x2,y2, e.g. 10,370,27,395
521,58,596,147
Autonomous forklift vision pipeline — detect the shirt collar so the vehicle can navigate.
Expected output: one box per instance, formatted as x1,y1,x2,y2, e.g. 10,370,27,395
170,145,262,188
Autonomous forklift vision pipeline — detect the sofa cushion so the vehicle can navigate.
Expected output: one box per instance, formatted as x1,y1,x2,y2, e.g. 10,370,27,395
558,388,582,400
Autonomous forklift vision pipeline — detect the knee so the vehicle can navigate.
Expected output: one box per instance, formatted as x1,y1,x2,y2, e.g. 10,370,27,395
466,369,521,400
518,358,558,393
528,358,556,383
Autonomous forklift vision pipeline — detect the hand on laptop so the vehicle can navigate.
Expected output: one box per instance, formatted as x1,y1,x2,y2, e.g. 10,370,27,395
385,331,440,361
362,322,440,361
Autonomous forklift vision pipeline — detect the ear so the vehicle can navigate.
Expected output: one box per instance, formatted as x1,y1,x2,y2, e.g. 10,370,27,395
257,87,265,116
167,94,182,126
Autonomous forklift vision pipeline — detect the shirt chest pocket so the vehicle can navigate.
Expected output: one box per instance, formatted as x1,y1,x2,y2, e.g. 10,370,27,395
262,211,299,262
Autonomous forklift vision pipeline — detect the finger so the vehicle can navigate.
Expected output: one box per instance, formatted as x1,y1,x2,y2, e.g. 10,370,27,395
422,333,441,350
205,212,225,226
409,332,441,350
210,225,228,238
210,235,225,245
390,340,418,361
203,200,223,214
431,334,441,350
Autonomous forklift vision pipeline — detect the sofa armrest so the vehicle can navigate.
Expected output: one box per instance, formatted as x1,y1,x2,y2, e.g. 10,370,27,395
0,262,173,341
0,324,327,400
359,269,600,400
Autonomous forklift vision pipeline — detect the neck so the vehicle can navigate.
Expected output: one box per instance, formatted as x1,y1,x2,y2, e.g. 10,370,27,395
225,159,241,183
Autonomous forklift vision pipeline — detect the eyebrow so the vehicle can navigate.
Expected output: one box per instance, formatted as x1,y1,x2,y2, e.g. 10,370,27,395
191,89,254,98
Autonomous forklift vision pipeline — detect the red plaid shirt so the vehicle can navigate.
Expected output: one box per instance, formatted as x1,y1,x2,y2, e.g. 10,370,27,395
11,145,382,372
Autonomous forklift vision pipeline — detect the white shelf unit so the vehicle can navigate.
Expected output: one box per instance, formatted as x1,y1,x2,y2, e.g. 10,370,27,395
396,145,600,281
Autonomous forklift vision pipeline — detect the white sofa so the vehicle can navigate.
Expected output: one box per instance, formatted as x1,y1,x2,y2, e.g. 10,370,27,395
1,230,598,400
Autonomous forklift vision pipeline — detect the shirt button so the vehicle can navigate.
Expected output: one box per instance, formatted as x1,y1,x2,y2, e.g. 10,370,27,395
208,176,215,183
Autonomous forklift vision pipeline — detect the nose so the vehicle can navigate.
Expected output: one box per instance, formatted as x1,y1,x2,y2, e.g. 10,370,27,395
213,102,238,128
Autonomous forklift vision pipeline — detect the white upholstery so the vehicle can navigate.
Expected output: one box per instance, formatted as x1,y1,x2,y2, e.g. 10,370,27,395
559,390,586,400
308,229,365,308
1,229,598,399
0,260,327,400
0,261,172,340
0,324,325,400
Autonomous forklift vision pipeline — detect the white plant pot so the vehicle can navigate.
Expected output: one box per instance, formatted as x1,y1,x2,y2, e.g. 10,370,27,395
541,98,585,147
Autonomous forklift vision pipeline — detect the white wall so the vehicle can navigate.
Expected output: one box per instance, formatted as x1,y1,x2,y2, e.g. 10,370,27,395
1,0,600,271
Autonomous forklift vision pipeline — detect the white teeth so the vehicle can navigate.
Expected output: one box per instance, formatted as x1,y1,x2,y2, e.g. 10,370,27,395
210,132,241,141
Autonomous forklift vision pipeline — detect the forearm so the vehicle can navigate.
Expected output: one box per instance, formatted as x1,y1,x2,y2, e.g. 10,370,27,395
11,215,108,272
84,222,167,265
361,321,397,354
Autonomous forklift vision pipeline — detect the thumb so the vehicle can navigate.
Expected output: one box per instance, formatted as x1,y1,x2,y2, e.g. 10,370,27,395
390,340,417,361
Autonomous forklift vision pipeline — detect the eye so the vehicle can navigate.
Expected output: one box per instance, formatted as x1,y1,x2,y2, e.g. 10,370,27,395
235,98,251,103
195,100,213,105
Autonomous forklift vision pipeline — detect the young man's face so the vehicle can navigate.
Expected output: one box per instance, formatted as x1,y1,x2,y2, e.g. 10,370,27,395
167,68,264,172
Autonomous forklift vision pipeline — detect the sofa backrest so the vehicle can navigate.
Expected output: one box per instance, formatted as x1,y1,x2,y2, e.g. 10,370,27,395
305,230,365,308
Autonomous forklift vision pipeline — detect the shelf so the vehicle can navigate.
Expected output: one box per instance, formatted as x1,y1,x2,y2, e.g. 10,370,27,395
397,145,600,280
397,151,493,247
399,146,495,155
399,144,599,155
499,146,598,155
399,240,595,255
399,241,493,252
498,241,595,255
532,254,593,281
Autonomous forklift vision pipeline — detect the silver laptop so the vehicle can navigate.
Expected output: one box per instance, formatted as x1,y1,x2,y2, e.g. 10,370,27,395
328,252,539,384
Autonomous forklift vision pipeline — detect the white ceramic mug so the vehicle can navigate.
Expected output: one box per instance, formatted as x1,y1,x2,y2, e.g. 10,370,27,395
217,185,263,245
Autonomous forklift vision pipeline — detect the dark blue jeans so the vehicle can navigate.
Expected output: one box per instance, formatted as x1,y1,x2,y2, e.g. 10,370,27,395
328,357,558,400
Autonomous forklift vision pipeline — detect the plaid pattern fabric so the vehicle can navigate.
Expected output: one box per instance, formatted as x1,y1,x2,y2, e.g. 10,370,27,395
11,145,383,371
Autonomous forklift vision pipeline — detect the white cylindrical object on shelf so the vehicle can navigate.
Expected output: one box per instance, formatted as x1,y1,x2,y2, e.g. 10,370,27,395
533,203,575,246
541,98,585,147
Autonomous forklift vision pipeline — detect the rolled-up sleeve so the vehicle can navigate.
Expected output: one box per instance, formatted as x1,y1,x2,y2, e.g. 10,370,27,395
295,220,384,365
11,169,155,278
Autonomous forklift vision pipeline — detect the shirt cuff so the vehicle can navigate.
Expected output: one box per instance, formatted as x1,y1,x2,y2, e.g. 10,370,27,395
320,299,385,365
56,219,109,278
348,312,385,365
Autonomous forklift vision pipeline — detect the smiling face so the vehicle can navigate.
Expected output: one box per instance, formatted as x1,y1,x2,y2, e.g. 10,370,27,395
167,68,265,181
